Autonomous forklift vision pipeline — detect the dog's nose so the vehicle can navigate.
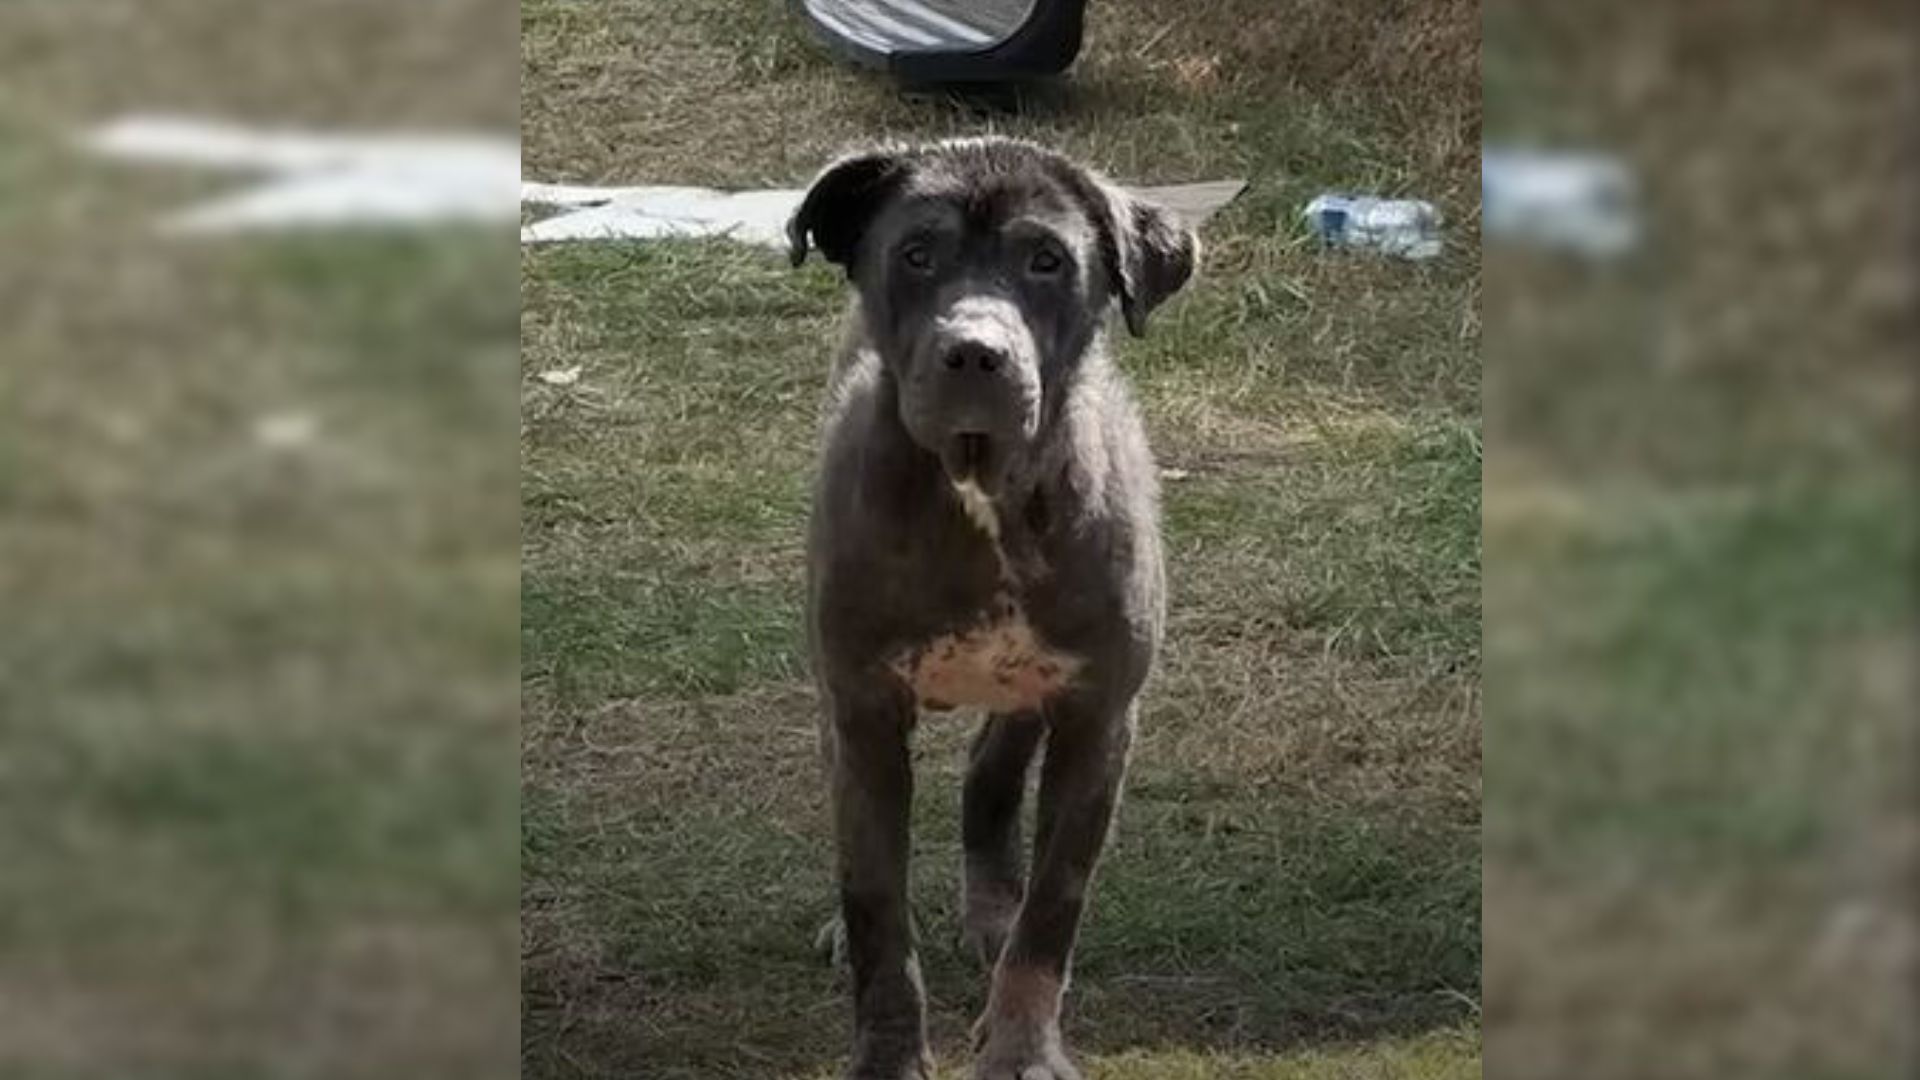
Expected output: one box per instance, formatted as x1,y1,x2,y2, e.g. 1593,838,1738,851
942,342,1005,374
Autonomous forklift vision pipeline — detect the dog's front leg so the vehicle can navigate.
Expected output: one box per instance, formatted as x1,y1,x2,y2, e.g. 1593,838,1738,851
829,690,931,1080
961,711,1045,969
972,697,1136,1080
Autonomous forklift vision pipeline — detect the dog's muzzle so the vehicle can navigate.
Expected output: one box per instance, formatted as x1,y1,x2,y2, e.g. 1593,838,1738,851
912,299,1040,487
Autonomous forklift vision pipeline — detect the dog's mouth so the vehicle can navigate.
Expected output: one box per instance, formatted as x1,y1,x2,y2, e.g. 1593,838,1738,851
941,432,994,483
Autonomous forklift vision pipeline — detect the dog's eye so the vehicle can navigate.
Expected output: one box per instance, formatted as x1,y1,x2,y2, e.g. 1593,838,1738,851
1029,248,1064,276
901,243,934,272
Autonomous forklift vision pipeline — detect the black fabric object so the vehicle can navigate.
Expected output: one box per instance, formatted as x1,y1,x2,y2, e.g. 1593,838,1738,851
793,0,1085,81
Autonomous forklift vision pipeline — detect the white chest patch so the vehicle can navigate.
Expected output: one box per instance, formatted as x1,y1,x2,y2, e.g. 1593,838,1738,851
951,479,1000,540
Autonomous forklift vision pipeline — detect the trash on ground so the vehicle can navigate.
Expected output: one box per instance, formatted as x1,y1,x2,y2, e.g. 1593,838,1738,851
82,115,519,232
253,411,319,450
521,184,806,246
1482,147,1637,258
521,180,1246,246
536,367,582,386
1302,194,1443,261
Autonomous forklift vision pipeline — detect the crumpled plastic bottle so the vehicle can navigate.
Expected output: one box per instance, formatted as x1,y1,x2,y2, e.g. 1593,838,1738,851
1302,194,1444,261
1482,148,1638,258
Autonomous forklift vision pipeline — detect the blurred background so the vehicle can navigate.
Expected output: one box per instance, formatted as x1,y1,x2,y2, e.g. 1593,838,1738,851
2,0,1913,1077
1483,1,1915,1077
0,1,520,1076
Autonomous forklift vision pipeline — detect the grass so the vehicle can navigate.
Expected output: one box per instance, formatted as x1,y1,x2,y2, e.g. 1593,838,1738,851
0,2,519,1076
521,2,1480,1077
784,1027,1481,1080
1481,2,1914,1076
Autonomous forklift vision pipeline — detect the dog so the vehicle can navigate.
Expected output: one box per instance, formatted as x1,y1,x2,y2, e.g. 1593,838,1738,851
789,137,1196,1080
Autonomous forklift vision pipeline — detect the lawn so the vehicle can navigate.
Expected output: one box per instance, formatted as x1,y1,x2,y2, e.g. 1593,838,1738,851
1481,3,1915,1076
520,2,1481,1078
0,2,519,1076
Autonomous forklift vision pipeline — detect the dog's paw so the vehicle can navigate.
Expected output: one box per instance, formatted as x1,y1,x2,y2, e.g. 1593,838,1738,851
814,913,848,970
976,1068,1077,1080
971,1047,1081,1080
970,1018,1081,1080
847,1036,933,1080
847,1061,932,1080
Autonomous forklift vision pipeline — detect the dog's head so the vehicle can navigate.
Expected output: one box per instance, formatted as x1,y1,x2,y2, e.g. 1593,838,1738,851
789,138,1196,491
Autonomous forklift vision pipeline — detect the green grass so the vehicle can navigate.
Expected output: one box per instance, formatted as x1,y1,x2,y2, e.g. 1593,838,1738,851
1490,477,1912,867
1480,3,1914,1076
778,1027,1481,1080
521,2,1480,1077
0,35,520,1065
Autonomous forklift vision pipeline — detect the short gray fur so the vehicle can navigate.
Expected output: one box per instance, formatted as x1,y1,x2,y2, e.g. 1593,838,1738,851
789,138,1198,1080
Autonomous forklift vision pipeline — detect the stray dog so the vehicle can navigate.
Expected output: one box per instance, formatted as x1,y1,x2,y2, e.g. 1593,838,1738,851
790,137,1196,1080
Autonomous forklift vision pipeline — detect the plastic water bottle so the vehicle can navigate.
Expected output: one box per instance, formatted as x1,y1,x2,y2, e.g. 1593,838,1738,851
1482,148,1637,258
1302,194,1443,260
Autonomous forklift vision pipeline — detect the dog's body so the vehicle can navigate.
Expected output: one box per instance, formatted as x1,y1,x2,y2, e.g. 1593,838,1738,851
790,138,1195,1080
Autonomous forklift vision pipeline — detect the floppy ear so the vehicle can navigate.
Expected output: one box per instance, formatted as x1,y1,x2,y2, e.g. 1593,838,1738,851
787,150,908,273
1102,188,1199,337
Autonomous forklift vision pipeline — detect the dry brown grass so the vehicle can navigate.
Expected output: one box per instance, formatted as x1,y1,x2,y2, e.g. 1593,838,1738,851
521,0,1478,197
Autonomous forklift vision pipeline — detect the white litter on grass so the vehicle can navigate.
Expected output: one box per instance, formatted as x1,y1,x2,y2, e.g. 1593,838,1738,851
522,183,807,246
1302,193,1443,261
536,366,583,386
1483,148,1638,258
83,115,519,232
253,411,319,450
81,115,1246,244
520,179,1248,246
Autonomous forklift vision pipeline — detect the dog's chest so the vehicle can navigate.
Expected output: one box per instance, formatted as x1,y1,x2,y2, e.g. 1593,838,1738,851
888,596,1082,713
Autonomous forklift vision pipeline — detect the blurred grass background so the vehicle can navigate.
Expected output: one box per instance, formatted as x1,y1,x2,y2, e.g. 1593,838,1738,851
0,2,520,1076
1482,2,1915,1077
521,1,1480,1078
12,1,1905,1078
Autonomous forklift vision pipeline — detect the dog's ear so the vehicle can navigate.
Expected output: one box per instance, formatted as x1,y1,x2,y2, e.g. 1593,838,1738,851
788,150,908,274
1098,187,1199,337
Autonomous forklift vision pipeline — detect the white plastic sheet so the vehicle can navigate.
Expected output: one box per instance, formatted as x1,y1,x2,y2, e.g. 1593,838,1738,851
81,116,1245,244
521,179,1247,247
83,115,519,232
